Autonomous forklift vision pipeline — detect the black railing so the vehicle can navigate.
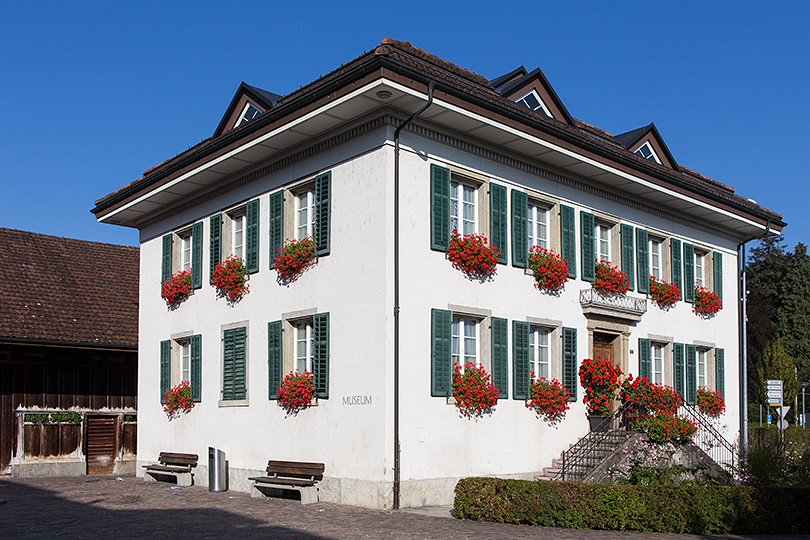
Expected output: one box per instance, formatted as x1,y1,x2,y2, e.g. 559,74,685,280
560,402,631,482
677,396,737,472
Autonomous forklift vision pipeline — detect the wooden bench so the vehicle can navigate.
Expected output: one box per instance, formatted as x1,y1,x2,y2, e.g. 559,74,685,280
143,452,198,487
249,460,325,504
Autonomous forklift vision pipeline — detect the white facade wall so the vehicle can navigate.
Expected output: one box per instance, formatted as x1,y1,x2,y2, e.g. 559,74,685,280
136,125,740,509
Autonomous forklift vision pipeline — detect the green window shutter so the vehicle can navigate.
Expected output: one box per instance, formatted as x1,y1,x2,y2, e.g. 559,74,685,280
715,348,725,398
267,321,283,400
560,205,576,278
638,338,651,380
636,228,650,294
314,172,331,256
209,214,222,284
491,317,508,399
190,334,202,402
313,312,330,399
580,212,595,282
222,327,247,401
431,309,452,397
672,343,686,397
489,182,508,265
430,164,451,252
268,191,284,269
713,251,723,308
161,234,173,283
671,238,682,300
620,224,635,291
245,199,260,274
191,221,203,289
673,343,685,397
683,243,695,303
511,190,528,268
160,340,171,404
512,321,529,400
562,327,578,401
686,344,697,405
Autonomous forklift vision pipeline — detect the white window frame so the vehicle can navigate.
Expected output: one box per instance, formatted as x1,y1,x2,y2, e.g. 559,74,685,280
695,251,705,288
649,238,662,280
232,213,246,260
235,102,261,128
595,222,611,262
295,189,315,240
529,326,551,380
652,342,664,385
697,349,707,388
180,341,191,383
528,203,549,250
451,316,479,369
180,234,192,272
294,321,314,373
450,179,477,236
635,141,662,164
516,90,552,118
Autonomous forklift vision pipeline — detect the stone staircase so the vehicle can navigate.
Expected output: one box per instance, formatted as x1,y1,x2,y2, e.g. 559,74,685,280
536,430,634,482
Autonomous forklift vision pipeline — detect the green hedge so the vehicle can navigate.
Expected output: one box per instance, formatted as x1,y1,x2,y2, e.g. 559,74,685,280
454,478,810,534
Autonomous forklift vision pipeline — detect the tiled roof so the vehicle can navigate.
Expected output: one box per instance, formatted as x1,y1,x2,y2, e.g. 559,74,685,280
0,228,139,348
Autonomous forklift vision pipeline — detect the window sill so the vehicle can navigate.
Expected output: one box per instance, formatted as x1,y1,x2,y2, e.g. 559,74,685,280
218,399,249,408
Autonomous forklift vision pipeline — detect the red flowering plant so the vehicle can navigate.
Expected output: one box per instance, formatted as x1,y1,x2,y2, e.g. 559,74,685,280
161,269,192,306
592,260,630,295
162,381,194,417
639,412,697,445
528,246,568,291
619,375,680,428
697,386,726,416
451,363,499,417
277,371,315,413
693,285,721,316
447,231,500,278
578,357,623,416
212,255,249,302
649,276,680,308
274,237,316,281
526,376,570,424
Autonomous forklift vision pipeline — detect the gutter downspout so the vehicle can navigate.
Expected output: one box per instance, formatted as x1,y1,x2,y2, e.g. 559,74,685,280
738,221,773,457
393,82,434,510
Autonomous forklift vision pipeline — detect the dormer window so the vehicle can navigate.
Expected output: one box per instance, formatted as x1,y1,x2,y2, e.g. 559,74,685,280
516,90,551,118
634,141,662,164
234,102,262,128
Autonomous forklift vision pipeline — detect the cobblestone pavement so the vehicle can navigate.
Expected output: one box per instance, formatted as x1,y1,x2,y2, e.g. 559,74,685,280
0,476,805,540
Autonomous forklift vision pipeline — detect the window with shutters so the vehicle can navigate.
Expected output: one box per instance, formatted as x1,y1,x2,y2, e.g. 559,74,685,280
652,342,665,385
649,238,662,280
221,325,248,405
180,233,192,272
529,326,554,380
695,251,705,288
161,221,203,292
216,198,260,275
451,180,477,236
452,316,479,368
513,320,571,401
528,202,550,250
511,189,560,269
160,334,202,403
581,212,618,281
295,189,315,240
697,349,707,388
266,310,330,401
595,222,612,263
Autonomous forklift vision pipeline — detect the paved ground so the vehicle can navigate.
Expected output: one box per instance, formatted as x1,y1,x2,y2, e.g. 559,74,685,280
0,475,805,539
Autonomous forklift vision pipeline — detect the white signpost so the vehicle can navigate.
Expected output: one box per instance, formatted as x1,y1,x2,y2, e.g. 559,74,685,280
766,380,788,431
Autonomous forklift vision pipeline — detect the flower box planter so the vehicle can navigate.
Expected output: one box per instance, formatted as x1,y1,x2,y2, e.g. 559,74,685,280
693,285,721,316
277,371,315,413
452,363,499,417
649,276,680,308
697,386,725,416
161,269,192,306
212,255,249,302
274,237,316,281
579,357,623,417
526,377,570,424
593,260,630,295
528,247,568,292
163,381,194,418
447,231,499,278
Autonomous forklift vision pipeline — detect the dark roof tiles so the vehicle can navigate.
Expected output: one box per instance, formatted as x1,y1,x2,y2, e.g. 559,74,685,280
0,228,139,348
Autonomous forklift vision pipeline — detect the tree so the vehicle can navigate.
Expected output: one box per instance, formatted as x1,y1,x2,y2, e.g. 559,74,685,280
756,339,797,407
777,243,810,382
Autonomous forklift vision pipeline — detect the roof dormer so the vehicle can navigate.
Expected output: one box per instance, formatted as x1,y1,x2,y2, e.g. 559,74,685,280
614,123,679,172
213,82,282,137
492,66,575,126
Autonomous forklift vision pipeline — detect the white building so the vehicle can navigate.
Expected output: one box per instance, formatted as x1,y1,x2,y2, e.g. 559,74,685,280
93,38,784,508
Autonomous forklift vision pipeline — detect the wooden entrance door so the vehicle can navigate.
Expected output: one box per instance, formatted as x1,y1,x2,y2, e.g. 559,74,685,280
85,415,117,474
593,333,615,364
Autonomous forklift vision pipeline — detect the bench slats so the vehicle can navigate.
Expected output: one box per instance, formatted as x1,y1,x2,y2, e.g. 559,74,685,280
249,476,315,487
144,464,192,473
158,452,198,466
265,460,324,479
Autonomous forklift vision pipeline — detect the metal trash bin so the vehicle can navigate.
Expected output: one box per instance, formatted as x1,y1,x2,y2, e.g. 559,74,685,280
208,447,227,492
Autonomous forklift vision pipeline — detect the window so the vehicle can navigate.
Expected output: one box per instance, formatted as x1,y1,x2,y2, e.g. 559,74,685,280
595,222,611,262
235,102,261,128
697,349,707,388
515,90,552,118
295,189,315,240
160,222,203,290
652,343,664,385
232,213,246,260
634,141,661,164
450,180,476,235
211,198,259,275
160,334,202,403
695,252,705,288
452,316,479,368
269,171,331,268
528,203,549,249
222,326,247,402
649,238,662,280
267,312,330,400
529,327,550,380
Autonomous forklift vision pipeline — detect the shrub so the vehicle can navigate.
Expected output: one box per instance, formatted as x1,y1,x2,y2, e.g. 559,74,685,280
454,477,810,534
161,269,192,305
579,357,623,415
697,386,725,416
593,260,630,295
212,255,249,302
274,237,316,280
447,231,499,277
452,363,499,417
649,276,679,307
743,428,810,486
526,377,570,424
528,246,568,291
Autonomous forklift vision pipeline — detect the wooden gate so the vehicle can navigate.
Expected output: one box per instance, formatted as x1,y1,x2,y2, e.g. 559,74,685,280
85,415,118,474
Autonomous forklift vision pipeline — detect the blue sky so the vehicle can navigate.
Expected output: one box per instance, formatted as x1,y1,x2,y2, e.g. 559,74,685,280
2,1,807,251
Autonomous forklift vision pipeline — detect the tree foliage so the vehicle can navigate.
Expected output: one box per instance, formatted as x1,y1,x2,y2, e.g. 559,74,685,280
776,243,810,382
756,339,797,406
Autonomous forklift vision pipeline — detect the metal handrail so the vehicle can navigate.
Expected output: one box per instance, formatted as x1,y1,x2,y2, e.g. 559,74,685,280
677,396,737,472
560,402,631,481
